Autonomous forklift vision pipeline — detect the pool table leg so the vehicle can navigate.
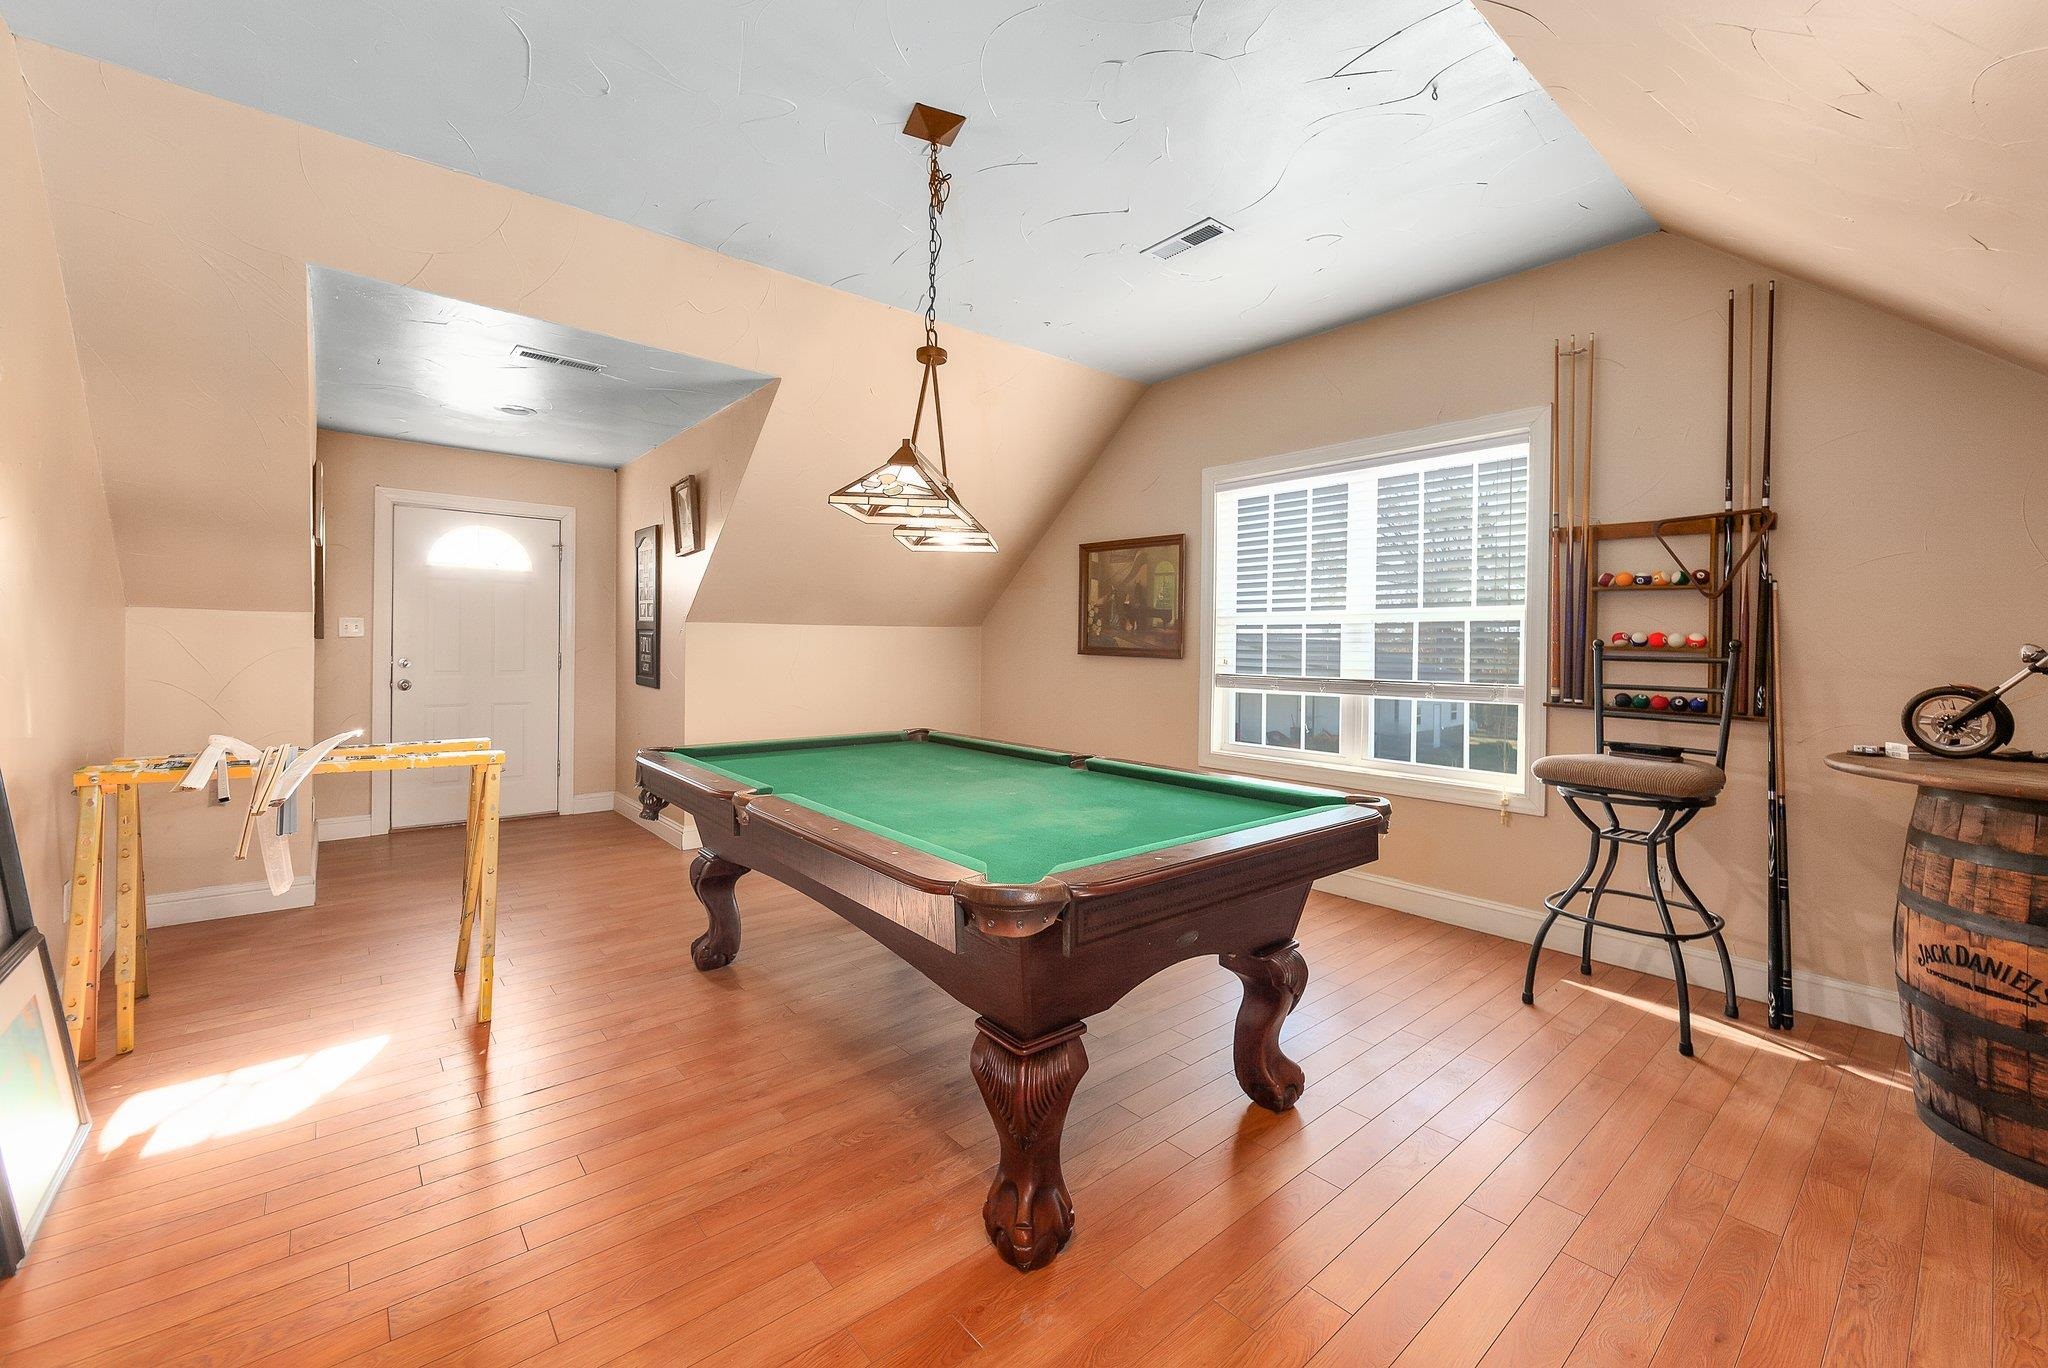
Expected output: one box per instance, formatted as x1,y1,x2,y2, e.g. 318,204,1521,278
688,851,746,971
971,1017,1087,1272
1220,939,1310,1112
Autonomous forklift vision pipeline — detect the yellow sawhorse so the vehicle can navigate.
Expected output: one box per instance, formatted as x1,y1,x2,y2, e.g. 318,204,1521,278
64,739,507,1060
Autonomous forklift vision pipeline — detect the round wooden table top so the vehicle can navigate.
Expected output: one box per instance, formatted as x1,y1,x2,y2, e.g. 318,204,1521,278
1824,751,2048,802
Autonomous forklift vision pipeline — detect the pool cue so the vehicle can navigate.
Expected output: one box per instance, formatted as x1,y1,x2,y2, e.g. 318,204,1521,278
1720,292,1736,671
1549,339,1563,702
1765,577,1793,1027
1563,336,1580,702
1754,281,1777,716
1737,285,1757,710
1580,334,1596,705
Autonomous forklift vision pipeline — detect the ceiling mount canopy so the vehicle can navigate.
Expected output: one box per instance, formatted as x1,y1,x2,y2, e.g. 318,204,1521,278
827,104,995,554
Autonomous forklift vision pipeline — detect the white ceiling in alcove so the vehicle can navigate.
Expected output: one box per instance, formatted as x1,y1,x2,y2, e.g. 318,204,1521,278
311,268,774,467
7,0,1653,380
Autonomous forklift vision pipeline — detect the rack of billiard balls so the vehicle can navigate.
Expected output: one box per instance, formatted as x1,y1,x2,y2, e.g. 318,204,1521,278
1611,692,1712,714
1596,569,1711,589
1610,631,1708,651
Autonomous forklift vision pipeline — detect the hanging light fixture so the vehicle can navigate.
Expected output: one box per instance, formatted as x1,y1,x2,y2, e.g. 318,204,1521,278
827,104,996,554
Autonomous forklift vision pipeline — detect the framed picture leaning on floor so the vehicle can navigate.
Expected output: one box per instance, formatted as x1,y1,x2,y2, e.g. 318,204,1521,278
0,770,90,1277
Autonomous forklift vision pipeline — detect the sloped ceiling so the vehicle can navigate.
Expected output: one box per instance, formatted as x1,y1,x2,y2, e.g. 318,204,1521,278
1481,0,2048,375
0,0,1652,380
17,41,1140,620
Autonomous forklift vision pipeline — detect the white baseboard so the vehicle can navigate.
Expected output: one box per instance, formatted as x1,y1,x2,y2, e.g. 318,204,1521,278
566,791,615,815
613,792,700,850
1315,868,1902,1037
96,873,319,961
317,813,377,842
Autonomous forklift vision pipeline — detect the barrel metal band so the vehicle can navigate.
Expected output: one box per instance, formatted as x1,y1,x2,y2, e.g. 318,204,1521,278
1907,1045,2048,1128
1896,882,2048,950
1897,977,2048,1054
1906,827,2048,878
1914,1102,2048,1188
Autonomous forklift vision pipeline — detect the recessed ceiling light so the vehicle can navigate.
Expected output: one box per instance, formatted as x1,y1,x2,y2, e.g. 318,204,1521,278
498,404,537,416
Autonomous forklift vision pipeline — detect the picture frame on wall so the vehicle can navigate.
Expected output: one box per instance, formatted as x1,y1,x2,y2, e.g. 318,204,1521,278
0,772,91,1278
670,476,702,557
1078,534,1186,659
634,524,662,688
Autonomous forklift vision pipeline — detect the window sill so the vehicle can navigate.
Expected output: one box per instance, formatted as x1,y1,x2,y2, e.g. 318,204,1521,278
1201,744,1547,817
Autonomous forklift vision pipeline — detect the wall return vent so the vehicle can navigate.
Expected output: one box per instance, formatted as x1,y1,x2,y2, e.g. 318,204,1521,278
511,345,605,373
1144,217,1232,260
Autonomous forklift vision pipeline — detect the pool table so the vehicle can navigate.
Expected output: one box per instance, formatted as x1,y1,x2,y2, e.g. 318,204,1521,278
634,729,1389,1270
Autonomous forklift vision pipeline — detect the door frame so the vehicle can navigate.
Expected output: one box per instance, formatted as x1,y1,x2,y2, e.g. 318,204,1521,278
371,485,576,836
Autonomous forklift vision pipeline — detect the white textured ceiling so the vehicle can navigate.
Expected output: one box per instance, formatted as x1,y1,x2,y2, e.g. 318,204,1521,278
310,268,773,467
3,0,1652,380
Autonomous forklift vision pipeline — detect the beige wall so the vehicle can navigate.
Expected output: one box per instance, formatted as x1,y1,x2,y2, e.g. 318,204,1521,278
0,18,126,945
125,608,314,896
678,624,982,749
983,230,2048,996
312,430,618,818
613,387,776,790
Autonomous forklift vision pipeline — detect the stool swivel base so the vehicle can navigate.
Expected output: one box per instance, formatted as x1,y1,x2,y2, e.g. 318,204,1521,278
1522,786,1739,1057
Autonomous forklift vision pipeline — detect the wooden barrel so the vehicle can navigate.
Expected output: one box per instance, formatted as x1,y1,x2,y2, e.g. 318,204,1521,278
1895,785,2048,1185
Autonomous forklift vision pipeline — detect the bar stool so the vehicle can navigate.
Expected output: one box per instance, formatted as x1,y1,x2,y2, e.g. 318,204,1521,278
1523,640,1742,1055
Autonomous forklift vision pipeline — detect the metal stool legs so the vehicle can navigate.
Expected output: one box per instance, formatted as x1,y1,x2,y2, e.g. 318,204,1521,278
1522,790,1739,1057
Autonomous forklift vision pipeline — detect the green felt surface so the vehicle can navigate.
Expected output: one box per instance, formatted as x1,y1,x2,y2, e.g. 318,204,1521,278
670,735,1344,884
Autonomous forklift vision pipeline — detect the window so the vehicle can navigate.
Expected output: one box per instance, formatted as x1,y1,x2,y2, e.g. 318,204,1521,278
1200,410,1550,813
426,524,533,572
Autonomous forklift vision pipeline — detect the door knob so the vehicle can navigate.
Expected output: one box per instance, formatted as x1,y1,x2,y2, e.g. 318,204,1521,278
396,679,413,691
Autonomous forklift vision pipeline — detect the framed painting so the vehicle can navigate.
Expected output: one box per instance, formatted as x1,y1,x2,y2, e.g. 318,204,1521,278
670,476,703,557
1079,534,1186,659
634,524,661,688
0,773,91,1277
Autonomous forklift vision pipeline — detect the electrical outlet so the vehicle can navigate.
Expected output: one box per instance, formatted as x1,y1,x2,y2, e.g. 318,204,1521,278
338,616,365,638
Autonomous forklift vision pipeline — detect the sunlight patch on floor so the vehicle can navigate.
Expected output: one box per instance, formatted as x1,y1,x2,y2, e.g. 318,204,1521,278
97,1035,389,1157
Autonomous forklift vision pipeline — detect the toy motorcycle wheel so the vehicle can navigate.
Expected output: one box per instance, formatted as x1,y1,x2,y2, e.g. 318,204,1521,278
1902,685,2015,758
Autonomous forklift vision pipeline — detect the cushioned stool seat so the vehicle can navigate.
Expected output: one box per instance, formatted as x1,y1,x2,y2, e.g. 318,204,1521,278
1531,753,1727,801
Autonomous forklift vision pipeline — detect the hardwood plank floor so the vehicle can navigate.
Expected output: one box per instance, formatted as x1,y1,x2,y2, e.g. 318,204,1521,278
3,811,2039,1366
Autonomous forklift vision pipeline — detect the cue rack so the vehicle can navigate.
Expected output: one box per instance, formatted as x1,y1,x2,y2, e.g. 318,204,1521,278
1544,283,1795,1027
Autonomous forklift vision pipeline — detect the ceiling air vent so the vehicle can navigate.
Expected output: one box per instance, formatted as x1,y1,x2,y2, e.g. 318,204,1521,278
1143,217,1231,260
511,345,605,373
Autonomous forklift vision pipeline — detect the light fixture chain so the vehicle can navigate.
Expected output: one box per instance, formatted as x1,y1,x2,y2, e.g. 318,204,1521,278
924,140,949,349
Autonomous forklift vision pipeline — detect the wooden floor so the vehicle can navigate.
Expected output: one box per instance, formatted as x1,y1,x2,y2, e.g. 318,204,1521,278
5,813,2045,1367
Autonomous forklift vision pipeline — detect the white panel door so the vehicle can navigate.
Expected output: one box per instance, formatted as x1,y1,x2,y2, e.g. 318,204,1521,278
389,504,561,828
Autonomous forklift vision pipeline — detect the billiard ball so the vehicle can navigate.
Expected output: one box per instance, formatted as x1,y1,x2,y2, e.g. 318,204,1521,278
1689,696,1709,713
1611,631,1630,646
1686,633,1707,649
1613,692,1636,709
1691,568,1710,585
1632,693,1651,709
1597,572,1615,587
1650,694,1671,711
1647,631,1669,649
1629,631,1649,646
1609,569,1631,586
1634,573,1653,586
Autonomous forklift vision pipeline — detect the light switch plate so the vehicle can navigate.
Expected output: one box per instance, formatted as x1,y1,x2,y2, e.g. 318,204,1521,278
338,616,365,638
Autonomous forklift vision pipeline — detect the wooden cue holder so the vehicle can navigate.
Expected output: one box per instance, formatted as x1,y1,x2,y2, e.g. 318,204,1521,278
1549,506,1776,718
62,738,508,1060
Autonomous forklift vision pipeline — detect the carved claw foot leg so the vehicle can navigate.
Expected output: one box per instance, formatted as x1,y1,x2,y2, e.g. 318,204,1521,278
971,1018,1088,1272
687,851,746,971
1220,939,1310,1112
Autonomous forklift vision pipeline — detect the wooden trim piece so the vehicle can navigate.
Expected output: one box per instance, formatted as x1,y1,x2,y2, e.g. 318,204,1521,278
114,785,141,1055
476,763,503,1023
63,785,103,1061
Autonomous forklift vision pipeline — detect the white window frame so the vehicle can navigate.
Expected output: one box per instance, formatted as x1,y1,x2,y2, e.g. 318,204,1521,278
1198,408,1550,816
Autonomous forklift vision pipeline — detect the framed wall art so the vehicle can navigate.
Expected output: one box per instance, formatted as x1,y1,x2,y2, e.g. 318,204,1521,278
634,524,662,688
671,476,703,557
1079,534,1185,660
0,772,91,1278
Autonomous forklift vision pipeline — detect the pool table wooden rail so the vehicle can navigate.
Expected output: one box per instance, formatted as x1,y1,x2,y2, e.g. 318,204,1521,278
634,737,1389,953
